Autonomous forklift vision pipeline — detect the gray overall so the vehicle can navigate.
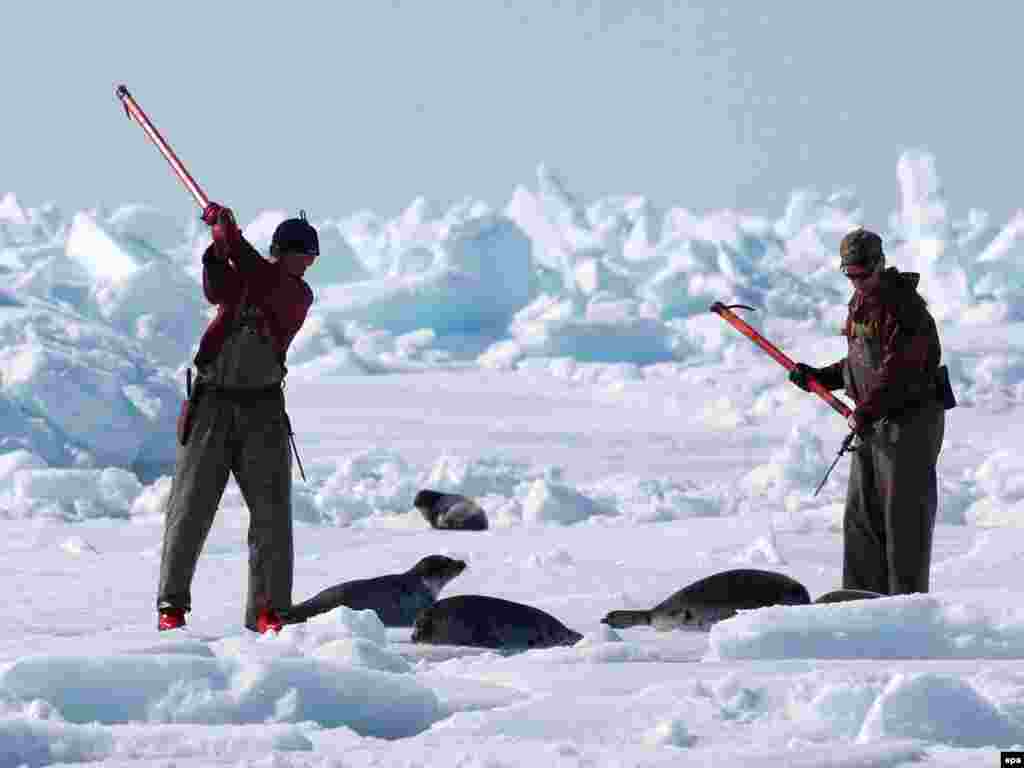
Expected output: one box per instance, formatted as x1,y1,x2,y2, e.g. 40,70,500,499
841,333,945,595
158,301,294,630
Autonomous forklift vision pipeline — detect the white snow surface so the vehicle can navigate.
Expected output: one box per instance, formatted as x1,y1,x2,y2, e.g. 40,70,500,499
1,152,1023,765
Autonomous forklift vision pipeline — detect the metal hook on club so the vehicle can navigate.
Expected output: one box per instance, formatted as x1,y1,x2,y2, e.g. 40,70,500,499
710,301,756,313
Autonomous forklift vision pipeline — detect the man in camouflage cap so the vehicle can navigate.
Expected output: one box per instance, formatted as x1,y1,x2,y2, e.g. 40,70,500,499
788,228,954,595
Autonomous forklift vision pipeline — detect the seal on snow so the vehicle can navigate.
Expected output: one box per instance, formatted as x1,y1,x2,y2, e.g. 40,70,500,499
283,555,467,627
412,595,583,650
602,568,812,631
415,489,489,531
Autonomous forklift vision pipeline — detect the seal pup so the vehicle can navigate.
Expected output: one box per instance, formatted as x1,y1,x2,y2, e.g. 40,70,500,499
814,589,884,604
412,595,583,650
415,489,489,531
283,555,467,627
602,568,812,631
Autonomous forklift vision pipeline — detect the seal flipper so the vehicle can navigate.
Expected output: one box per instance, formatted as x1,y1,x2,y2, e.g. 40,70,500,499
281,582,354,624
814,589,885,604
601,609,652,628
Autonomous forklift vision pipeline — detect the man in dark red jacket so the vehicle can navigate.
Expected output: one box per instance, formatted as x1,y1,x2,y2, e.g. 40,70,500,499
789,228,951,596
157,204,316,633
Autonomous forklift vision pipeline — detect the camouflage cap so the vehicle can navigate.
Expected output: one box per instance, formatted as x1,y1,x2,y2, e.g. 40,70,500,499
839,228,884,269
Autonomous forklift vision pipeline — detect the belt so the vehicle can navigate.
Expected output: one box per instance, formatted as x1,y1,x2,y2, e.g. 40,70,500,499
205,383,283,405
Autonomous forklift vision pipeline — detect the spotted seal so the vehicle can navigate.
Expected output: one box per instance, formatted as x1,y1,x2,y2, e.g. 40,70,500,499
412,595,583,650
283,555,467,626
415,489,489,531
602,568,812,631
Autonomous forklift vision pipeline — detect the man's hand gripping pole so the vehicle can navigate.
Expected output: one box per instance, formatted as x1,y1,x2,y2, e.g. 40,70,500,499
709,302,855,496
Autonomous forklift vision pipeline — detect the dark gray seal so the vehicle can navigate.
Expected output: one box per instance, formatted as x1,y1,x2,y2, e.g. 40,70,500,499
602,568,812,631
283,555,467,627
814,589,885,604
412,595,583,650
415,489,489,531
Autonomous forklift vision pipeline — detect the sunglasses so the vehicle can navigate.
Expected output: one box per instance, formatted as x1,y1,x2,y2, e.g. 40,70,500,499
841,264,874,281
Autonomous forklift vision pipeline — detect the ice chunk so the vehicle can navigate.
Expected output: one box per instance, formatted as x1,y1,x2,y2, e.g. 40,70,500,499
65,212,141,280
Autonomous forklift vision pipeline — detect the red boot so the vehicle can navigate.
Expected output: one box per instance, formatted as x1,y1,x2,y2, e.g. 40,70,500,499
158,607,187,631
256,608,283,634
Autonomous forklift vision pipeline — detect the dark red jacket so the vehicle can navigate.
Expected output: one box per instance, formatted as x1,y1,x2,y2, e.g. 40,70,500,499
817,268,941,423
194,238,313,367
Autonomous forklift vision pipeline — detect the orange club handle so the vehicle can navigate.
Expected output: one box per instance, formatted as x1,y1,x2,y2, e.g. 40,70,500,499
709,301,852,419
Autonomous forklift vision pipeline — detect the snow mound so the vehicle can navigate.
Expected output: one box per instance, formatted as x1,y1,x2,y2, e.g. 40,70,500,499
709,593,1024,660
0,609,445,742
856,673,1024,748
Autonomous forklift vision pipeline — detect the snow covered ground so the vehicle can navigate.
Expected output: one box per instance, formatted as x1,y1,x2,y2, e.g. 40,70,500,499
2,151,1024,765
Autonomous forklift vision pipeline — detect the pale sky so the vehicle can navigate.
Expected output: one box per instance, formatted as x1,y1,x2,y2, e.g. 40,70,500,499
5,1,1022,230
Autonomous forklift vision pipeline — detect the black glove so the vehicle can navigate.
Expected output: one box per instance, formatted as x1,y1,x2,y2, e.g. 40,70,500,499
788,363,817,392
